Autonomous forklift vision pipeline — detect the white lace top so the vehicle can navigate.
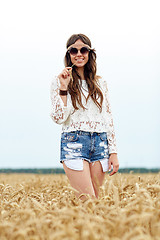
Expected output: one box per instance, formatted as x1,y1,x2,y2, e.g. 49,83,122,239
50,77,117,154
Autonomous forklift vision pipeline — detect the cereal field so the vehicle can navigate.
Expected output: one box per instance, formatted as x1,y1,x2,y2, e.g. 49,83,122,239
0,173,160,240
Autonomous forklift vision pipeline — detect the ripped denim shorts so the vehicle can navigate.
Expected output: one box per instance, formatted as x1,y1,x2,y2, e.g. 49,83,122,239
60,131,110,172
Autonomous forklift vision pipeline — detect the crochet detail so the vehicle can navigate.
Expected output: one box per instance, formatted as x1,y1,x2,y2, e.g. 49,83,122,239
50,77,117,154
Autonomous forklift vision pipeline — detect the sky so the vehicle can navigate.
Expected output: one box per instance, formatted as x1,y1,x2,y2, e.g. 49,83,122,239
0,0,160,169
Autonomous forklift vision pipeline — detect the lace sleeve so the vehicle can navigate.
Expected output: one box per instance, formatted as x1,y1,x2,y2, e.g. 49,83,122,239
50,76,72,124
103,80,118,154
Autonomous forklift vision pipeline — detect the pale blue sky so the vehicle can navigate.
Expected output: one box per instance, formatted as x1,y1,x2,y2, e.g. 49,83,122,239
0,0,160,168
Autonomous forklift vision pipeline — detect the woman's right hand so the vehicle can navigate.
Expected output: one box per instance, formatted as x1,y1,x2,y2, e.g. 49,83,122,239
58,67,72,90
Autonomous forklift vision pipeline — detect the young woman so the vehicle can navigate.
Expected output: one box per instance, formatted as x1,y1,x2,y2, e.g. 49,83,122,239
50,33,119,200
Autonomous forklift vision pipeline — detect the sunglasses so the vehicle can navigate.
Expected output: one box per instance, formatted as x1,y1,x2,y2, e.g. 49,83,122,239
68,47,91,56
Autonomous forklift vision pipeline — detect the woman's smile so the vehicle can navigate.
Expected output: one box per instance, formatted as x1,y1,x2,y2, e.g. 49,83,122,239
75,58,84,63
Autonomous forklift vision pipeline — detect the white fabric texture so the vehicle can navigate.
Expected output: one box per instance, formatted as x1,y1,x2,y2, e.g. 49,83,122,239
63,159,109,172
50,77,117,154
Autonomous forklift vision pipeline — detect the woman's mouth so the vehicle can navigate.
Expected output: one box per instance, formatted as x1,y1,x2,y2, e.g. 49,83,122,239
75,58,84,63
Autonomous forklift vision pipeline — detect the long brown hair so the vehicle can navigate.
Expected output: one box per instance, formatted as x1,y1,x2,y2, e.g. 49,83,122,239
64,33,103,112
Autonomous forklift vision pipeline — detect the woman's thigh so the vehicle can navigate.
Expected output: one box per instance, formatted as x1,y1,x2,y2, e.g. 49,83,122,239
89,161,106,196
63,160,96,199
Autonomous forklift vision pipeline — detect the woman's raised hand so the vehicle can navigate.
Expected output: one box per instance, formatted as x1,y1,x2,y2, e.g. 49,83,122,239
58,67,72,90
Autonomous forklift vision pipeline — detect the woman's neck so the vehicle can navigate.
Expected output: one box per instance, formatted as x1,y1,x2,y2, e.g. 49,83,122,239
76,67,85,80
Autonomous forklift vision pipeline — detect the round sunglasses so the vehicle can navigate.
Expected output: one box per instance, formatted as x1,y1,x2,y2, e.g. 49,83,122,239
68,47,90,56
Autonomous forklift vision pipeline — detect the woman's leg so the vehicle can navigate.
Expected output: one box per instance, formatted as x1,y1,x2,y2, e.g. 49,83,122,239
63,160,96,200
89,161,106,198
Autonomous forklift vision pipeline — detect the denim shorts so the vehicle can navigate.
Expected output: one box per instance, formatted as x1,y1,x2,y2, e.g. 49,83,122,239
60,131,110,172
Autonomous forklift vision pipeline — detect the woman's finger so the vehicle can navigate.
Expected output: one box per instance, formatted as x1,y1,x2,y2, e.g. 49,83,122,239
66,67,72,70
109,164,119,176
108,160,112,172
62,70,70,78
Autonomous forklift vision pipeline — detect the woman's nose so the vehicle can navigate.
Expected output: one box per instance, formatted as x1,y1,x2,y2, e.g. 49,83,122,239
76,50,82,56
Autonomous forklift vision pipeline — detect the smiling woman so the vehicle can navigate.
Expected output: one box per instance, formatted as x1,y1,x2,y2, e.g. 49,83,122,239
50,33,119,200
64,34,103,112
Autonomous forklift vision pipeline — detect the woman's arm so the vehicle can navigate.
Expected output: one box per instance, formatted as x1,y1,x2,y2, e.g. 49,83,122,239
58,67,72,106
103,79,119,175
103,80,117,154
50,76,72,124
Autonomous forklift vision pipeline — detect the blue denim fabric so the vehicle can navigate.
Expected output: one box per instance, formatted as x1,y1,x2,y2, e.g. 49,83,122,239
60,131,109,165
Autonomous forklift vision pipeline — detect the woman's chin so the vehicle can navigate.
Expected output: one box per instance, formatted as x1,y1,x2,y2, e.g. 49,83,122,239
74,62,86,68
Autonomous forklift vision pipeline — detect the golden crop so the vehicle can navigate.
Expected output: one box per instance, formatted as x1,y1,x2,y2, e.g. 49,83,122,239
0,173,160,240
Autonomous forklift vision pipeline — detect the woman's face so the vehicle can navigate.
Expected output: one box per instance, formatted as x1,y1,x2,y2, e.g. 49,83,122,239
69,39,89,68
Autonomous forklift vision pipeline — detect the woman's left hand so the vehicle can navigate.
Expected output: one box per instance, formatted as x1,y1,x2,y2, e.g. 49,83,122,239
108,153,119,176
